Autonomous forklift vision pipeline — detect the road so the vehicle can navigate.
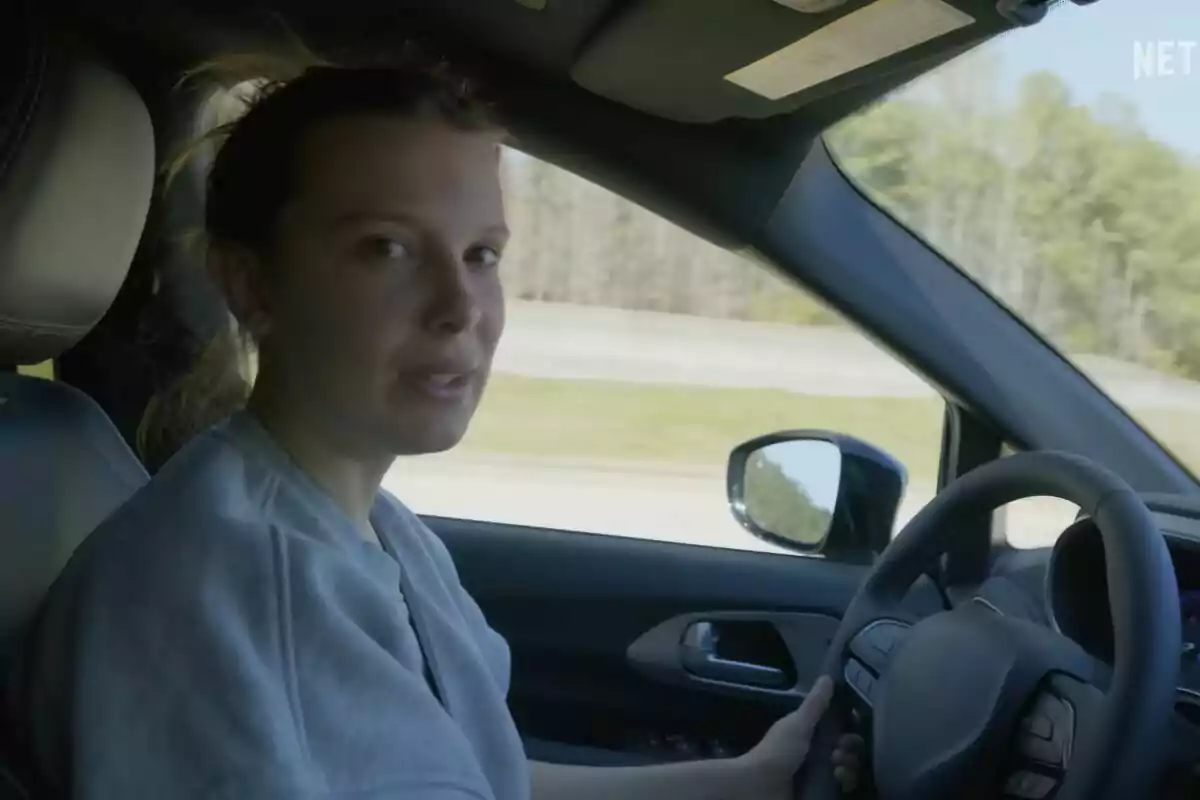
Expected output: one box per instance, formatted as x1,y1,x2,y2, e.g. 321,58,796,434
495,300,1200,409
494,302,935,397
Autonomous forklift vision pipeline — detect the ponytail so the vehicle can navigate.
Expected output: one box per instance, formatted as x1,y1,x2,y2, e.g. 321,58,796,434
136,323,252,472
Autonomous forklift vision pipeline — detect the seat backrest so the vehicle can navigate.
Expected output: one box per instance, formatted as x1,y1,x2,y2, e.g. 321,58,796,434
0,375,150,640
0,14,156,796
0,16,154,653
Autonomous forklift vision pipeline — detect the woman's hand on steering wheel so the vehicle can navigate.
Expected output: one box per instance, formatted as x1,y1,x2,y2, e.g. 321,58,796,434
735,676,867,798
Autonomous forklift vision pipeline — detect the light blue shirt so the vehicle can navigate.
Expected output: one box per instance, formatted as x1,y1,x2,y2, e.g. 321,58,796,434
15,412,530,800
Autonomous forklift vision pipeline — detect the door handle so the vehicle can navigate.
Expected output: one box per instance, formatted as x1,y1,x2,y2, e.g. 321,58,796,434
680,621,790,688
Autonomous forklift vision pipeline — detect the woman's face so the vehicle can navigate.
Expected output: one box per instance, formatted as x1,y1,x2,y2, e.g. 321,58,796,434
247,114,508,457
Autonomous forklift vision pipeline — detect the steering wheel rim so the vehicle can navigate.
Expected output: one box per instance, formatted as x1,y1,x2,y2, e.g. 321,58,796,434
797,450,1180,800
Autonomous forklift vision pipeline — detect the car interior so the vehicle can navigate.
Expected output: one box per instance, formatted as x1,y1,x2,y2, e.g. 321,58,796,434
3,0,1200,798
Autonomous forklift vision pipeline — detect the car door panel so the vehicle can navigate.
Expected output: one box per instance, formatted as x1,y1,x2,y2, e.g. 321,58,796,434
627,611,841,704
428,516,945,765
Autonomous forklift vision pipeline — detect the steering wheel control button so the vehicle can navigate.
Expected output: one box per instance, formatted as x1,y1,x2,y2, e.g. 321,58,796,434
843,658,875,706
849,620,909,671
1016,692,1075,769
1021,714,1053,740
1017,731,1061,767
1003,770,1057,799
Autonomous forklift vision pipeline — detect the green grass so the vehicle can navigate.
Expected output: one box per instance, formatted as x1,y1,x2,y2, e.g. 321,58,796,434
1134,408,1200,481
462,374,946,483
463,374,1200,486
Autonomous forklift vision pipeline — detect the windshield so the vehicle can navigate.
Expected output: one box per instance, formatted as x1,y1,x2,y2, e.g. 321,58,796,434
825,0,1200,477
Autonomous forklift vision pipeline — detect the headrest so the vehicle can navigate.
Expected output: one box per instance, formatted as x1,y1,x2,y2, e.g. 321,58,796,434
0,34,155,365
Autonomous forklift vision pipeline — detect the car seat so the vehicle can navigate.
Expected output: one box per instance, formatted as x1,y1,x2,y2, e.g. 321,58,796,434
0,14,155,797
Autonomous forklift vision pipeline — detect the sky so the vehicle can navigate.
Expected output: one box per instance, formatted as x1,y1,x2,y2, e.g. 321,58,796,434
758,440,842,513
989,0,1199,155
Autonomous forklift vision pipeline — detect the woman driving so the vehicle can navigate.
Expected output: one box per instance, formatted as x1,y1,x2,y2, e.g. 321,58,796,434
12,54,861,799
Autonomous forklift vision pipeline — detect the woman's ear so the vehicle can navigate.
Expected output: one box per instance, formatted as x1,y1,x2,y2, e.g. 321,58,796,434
207,243,274,342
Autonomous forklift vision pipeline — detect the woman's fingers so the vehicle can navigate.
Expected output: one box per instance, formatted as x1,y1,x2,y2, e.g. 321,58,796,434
833,765,859,793
837,733,865,755
833,732,866,793
792,675,835,736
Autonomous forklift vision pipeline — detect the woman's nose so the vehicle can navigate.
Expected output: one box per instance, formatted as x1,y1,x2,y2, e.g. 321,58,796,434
422,253,481,335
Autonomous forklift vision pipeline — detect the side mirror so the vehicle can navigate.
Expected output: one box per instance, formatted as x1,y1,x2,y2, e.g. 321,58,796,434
727,430,907,562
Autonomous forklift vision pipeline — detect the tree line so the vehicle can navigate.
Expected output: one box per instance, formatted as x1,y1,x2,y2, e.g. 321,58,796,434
742,451,833,546
499,152,839,326
499,50,1200,380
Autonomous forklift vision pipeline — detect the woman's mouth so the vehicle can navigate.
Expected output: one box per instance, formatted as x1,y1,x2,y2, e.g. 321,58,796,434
408,371,473,402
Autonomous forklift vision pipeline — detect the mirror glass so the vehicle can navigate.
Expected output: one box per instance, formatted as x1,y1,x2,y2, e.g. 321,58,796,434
740,440,841,547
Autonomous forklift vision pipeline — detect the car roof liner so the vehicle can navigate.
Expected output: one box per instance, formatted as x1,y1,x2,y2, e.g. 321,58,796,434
41,0,1053,240
55,1,1100,126
25,0,1105,256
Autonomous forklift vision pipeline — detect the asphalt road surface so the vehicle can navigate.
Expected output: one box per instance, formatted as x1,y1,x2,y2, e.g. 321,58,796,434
495,301,1200,410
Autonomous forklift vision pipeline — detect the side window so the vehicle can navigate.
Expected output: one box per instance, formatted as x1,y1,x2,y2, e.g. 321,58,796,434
391,151,945,553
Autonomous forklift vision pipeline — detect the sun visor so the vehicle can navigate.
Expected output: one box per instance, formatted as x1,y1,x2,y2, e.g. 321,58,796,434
727,0,975,100
570,0,990,124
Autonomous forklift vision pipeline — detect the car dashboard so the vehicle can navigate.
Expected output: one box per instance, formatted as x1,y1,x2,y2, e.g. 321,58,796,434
983,493,1200,795
1044,500,1200,709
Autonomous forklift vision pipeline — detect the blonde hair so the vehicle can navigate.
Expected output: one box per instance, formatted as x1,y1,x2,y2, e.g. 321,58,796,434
136,323,253,472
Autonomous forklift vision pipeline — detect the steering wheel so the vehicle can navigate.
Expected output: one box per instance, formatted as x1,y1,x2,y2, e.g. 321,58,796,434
797,451,1181,800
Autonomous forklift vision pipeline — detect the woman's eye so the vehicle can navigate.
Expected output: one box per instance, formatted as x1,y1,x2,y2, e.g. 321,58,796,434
469,246,502,269
364,236,411,262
